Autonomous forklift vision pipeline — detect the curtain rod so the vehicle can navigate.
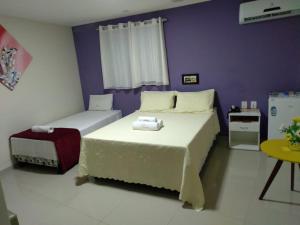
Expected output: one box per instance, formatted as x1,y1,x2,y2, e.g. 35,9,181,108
96,18,167,31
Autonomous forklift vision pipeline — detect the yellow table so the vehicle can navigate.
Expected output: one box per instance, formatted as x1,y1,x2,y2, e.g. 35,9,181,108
259,139,300,200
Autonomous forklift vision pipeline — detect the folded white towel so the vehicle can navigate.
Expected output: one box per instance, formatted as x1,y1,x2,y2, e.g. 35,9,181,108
31,125,54,133
132,119,163,131
137,116,157,122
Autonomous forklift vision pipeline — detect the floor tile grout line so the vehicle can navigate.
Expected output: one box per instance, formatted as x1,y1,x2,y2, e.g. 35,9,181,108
100,199,126,222
165,207,178,225
66,196,122,223
3,177,103,225
1,168,125,224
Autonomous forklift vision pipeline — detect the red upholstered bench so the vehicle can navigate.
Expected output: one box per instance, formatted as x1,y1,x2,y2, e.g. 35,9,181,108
10,128,81,173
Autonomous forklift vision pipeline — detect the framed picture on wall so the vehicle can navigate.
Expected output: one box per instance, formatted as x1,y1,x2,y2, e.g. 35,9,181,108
182,74,199,85
0,25,32,91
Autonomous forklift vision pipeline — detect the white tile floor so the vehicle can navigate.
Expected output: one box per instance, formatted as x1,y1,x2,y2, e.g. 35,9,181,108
0,137,300,225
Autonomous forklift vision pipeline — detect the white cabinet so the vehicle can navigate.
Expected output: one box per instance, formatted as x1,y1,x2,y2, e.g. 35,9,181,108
229,110,261,151
0,180,9,225
268,95,300,139
0,179,19,225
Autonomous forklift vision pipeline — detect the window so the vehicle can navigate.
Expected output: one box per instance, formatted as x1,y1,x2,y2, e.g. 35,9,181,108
99,17,169,89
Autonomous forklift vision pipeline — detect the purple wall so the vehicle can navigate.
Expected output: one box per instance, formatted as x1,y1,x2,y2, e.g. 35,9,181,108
72,0,300,138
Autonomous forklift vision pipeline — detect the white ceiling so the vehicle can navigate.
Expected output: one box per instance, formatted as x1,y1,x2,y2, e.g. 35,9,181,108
0,0,209,26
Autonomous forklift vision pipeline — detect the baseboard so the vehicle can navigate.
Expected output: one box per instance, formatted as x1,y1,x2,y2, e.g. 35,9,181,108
0,161,12,172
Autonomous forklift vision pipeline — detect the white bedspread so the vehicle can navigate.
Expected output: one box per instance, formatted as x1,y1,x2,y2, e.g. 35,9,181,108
78,110,220,210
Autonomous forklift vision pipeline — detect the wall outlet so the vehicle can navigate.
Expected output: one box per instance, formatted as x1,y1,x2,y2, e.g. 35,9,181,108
250,101,257,109
241,101,247,109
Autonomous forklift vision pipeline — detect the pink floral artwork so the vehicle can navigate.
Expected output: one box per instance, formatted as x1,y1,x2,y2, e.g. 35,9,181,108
0,25,32,91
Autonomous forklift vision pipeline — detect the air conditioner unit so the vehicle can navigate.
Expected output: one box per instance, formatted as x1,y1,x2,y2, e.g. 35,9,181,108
239,0,300,24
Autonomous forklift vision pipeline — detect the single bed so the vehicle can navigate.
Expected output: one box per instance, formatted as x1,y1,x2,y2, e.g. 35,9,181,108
10,110,122,167
78,109,220,210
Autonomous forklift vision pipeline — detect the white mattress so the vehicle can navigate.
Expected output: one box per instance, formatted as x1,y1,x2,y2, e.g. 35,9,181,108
46,110,122,136
11,110,122,161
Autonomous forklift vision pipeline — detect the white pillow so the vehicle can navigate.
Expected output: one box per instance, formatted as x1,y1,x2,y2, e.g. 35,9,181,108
88,94,113,111
139,91,175,112
174,89,215,112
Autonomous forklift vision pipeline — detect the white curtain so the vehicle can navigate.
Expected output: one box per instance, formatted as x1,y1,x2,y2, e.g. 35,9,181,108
99,18,169,89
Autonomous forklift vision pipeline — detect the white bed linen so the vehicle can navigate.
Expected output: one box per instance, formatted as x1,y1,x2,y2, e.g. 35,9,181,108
11,110,122,160
78,110,220,210
46,110,121,135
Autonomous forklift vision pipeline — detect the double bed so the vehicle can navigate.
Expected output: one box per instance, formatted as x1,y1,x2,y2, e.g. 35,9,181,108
78,109,220,210
10,110,122,168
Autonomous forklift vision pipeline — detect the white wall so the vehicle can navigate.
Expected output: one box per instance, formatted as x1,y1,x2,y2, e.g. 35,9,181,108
0,16,84,170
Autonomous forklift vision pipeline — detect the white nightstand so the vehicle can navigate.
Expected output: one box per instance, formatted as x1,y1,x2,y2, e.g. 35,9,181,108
229,109,261,151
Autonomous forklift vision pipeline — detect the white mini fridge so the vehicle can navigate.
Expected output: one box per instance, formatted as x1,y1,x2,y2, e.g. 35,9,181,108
268,92,300,139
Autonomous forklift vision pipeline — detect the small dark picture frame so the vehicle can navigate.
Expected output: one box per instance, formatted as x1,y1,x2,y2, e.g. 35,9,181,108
182,74,199,85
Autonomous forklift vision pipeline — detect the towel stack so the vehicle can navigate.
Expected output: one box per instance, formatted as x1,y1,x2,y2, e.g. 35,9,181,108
31,125,54,133
132,116,163,131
